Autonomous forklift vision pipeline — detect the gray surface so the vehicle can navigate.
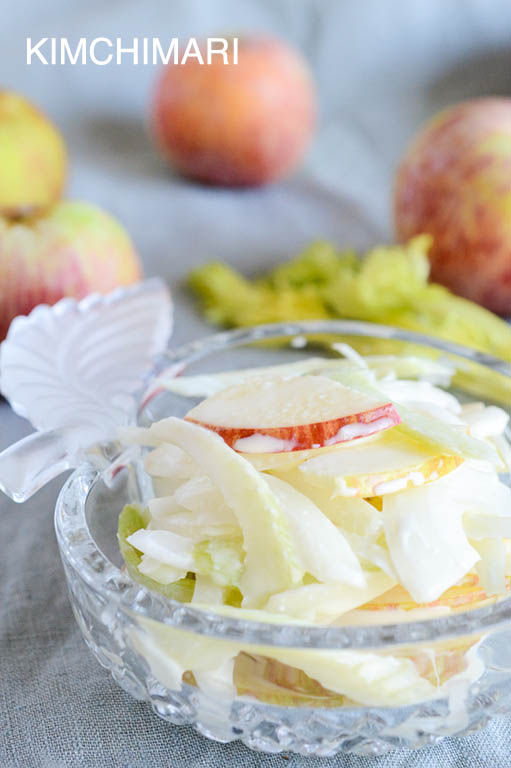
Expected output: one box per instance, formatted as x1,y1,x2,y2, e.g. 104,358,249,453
1,0,511,765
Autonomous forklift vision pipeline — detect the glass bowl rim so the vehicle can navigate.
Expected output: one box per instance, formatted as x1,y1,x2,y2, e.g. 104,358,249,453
55,320,511,650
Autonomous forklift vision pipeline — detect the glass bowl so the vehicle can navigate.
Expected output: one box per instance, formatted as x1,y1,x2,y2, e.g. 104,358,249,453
55,321,511,757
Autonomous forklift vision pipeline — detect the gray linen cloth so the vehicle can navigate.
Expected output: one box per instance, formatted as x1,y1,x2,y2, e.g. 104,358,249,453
1,0,511,765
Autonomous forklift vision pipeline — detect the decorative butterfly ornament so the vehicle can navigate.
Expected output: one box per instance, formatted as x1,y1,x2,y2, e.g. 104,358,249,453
0,279,172,501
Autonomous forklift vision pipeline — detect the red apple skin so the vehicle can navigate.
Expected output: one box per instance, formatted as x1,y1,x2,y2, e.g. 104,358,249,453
0,201,142,341
187,401,401,452
151,37,316,186
394,98,511,315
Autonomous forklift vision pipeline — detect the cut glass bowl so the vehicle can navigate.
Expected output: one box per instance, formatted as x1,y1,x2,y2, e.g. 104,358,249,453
55,321,511,756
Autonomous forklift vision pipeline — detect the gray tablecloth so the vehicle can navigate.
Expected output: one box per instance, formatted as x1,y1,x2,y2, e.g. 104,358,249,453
2,1,511,765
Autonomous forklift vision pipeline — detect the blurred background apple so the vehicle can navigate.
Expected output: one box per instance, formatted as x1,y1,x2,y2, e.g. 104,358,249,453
0,91,67,218
151,36,316,186
395,98,511,315
0,201,142,341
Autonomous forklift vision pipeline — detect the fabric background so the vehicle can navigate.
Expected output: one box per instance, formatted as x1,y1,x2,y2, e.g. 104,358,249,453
1,1,510,765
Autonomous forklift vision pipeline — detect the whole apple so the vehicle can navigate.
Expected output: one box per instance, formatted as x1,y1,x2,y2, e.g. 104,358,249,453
0,201,142,341
0,91,67,218
151,37,316,186
395,98,511,315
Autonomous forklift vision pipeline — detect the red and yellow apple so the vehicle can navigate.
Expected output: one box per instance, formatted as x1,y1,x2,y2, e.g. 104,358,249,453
185,375,401,452
360,573,490,613
0,201,142,341
357,570,510,640
395,98,511,314
297,429,464,497
0,91,67,218
151,36,316,186
233,639,476,705
234,652,350,707
240,435,381,472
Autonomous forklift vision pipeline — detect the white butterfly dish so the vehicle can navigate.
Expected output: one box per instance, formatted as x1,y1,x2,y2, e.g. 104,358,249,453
0,278,172,501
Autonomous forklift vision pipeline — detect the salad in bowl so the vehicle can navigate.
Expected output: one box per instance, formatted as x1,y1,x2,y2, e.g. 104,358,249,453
54,321,511,755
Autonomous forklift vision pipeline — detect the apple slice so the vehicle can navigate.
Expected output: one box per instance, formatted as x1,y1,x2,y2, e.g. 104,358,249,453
185,375,400,452
265,571,396,623
325,367,502,467
240,434,380,472
233,636,476,706
355,572,500,614
233,652,350,707
299,429,464,498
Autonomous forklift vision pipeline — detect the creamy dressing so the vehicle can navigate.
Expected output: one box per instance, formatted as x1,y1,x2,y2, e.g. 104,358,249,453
233,433,298,453
374,471,426,495
385,643,485,740
324,416,395,445
373,476,409,495
332,479,359,497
